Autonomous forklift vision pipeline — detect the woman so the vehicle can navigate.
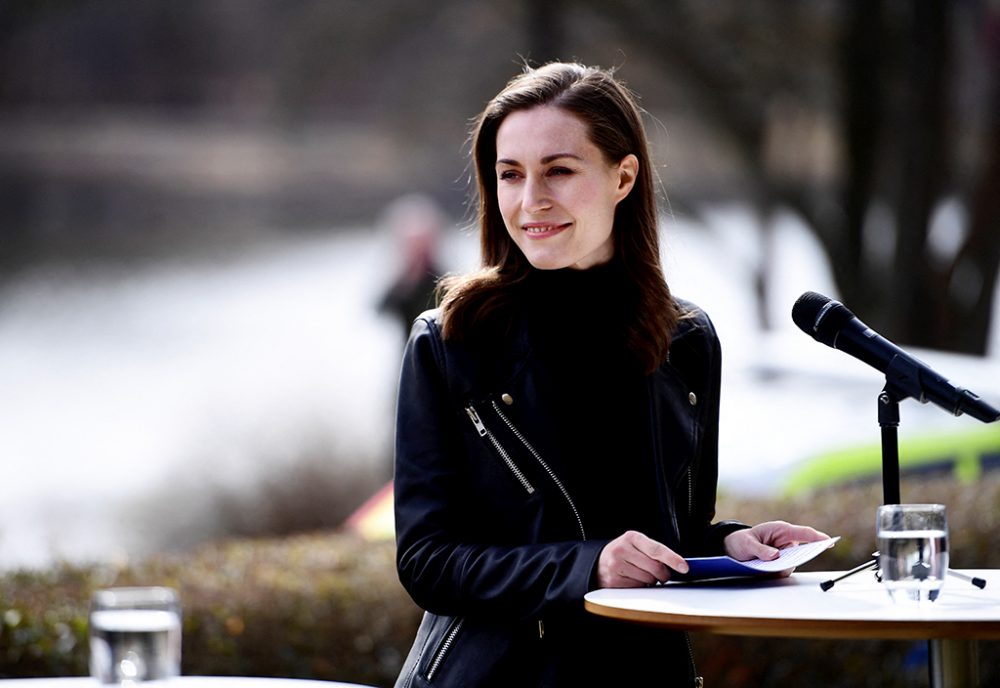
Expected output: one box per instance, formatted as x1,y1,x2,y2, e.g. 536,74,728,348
392,62,825,687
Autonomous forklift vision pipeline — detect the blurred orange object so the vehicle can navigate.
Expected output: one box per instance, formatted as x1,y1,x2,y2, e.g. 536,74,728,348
343,481,395,541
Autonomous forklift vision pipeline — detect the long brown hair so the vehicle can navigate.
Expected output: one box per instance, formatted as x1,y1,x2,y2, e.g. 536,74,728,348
439,62,679,373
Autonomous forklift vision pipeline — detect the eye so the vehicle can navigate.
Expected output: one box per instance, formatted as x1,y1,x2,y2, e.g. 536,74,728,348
497,169,521,181
547,166,573,176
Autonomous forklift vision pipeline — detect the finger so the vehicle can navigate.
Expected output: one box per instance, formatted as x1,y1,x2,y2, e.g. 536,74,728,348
621,550,672,583
599,557,659,588
598,533,670,588
628,532,689,575
612,533,671,582
745,539,781,561
761,523,829,549
617,558,662,586
787,525,830,542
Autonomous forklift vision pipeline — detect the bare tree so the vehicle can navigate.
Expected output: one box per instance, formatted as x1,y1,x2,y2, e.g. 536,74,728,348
579,0,999,354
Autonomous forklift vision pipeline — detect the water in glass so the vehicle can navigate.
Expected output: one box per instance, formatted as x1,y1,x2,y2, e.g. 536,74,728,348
876,504,948,603
89,587,181,684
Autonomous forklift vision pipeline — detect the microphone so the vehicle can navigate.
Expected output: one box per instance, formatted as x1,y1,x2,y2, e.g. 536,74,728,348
791,291,1000,423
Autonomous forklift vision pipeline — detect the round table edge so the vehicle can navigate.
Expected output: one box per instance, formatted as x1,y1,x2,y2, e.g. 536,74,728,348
582,599,1000,640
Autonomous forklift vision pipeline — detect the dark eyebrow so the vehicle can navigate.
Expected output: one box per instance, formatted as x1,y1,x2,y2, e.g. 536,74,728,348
495,152,583,167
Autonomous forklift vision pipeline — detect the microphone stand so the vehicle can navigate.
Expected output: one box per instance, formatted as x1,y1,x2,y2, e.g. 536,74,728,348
878,384,902,506
823,357,924,579
818,356,987,688
819,377,904,592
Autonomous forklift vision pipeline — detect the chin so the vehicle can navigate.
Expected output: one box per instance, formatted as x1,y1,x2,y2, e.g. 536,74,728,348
525,256,571,271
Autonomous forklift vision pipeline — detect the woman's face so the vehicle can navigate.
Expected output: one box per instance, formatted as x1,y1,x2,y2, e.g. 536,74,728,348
494,105,637,271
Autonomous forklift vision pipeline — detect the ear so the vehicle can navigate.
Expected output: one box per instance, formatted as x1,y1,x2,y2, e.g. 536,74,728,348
613,154,639,204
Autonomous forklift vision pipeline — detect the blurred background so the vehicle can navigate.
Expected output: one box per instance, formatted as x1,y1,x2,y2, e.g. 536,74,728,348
1,0,998,577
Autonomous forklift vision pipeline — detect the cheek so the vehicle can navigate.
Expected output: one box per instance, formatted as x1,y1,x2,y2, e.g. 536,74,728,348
592,182,623,223
496,191,519,228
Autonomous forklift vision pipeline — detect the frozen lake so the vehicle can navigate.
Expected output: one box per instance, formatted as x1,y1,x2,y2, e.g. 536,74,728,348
2,207,997,570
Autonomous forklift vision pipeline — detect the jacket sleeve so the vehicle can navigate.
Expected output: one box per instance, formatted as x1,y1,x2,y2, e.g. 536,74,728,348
679,307,749,556
393,314,607,621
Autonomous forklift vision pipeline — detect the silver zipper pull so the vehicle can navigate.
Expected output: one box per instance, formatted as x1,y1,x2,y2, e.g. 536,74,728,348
465,406,487,436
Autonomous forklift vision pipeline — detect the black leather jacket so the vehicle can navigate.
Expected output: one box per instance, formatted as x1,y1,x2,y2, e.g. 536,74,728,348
393,300,746,687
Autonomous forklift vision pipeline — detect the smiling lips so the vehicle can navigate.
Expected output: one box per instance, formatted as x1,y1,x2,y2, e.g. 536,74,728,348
523,222,571,237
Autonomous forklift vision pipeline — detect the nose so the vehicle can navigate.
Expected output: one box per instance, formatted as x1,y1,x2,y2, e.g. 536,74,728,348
522,175,551,213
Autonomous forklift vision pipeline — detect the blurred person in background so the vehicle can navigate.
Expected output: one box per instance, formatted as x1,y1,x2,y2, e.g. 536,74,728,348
392,62,827,687
377,193,446,343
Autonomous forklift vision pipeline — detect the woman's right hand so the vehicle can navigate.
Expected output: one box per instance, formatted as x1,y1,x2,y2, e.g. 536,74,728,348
595,530,689,588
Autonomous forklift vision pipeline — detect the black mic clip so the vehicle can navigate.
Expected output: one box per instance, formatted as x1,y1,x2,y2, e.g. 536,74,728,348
883,354,926,409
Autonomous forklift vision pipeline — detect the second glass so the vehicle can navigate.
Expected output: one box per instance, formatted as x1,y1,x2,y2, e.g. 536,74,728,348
89,586,182,684
876,503,949,603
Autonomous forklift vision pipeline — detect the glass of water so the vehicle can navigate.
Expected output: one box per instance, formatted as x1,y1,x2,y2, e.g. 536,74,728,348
876,503,949,603
89,586,182,684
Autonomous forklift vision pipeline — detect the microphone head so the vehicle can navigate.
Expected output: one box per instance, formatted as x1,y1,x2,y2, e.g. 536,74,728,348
792,291,856,347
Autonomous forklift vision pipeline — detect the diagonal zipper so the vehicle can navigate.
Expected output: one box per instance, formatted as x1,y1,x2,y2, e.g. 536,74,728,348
425,617,464,682
465,405,535,494
488,400,587,541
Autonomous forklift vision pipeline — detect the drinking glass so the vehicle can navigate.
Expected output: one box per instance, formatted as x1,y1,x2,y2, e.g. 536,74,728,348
89,586,182,684
876,503,948,603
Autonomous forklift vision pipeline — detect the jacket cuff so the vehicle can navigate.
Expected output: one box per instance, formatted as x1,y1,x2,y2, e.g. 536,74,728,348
583,539,613,591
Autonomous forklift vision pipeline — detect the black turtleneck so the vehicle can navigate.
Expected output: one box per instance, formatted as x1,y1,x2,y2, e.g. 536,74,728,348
522,260,665,543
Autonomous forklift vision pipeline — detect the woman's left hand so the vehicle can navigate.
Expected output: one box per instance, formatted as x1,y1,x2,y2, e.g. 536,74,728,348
723,521,829,571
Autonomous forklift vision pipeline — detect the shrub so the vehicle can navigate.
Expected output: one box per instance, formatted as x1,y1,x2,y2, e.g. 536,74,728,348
0,533,421,687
